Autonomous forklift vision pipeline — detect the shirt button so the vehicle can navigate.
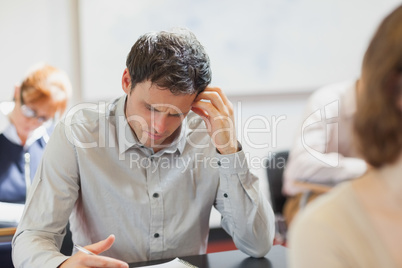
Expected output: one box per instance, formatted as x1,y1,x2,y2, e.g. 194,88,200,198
153,193,159,198
154,233,160,238
217,161,221,166
223,193,228,198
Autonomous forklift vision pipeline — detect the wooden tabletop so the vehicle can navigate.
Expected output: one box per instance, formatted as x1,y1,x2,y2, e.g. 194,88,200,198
293,181,332,194
0,227,17,237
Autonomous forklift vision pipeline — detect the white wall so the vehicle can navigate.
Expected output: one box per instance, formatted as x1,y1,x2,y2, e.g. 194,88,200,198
0,0,81,104
78,0,401,99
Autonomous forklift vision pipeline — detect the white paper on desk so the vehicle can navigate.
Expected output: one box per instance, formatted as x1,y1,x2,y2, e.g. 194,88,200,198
134,257,197,268
0,202,24,225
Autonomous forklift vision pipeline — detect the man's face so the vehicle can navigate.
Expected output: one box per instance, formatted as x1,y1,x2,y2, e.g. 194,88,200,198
124,79,196,152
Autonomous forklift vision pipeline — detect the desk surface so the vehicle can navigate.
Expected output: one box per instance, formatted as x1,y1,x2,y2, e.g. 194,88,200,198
129,245,287,268
293,181,333,194
0,227,16,243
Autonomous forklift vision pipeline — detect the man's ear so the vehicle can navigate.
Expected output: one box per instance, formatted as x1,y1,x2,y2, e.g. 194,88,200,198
122,68,132,94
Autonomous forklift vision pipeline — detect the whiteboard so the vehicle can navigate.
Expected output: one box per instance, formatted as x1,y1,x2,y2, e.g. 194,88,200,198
79,0,401,100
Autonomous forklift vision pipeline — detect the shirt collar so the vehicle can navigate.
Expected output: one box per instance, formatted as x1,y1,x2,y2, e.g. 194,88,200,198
115,96,138,155
158,120,187,155
116,96,187,156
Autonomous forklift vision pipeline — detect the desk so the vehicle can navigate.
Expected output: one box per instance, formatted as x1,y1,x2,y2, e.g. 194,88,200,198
129,245,287,268
293,181,332,194
0,227,16,243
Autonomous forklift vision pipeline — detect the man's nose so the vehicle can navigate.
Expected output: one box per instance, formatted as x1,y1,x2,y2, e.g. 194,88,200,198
152,113,168,134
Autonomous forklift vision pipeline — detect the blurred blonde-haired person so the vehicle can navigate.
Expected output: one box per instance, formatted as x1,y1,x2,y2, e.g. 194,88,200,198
0,63,72,206
289,4,402,268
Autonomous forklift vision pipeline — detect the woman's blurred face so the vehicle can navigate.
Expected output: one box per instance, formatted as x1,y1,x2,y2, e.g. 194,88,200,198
11,89,59,139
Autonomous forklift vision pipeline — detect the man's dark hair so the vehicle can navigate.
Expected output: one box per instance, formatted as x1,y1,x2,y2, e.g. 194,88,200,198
126,28,212,95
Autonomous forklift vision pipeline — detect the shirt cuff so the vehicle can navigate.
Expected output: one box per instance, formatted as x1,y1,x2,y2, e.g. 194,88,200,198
215,145,249,175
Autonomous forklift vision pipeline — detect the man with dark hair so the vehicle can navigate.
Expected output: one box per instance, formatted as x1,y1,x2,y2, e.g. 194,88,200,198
12,29,274,268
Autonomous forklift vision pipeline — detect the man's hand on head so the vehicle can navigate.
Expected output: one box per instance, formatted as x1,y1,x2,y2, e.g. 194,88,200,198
191,87,239,155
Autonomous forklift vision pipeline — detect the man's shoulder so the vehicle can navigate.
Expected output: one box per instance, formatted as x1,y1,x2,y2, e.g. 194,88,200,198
62,97,123,127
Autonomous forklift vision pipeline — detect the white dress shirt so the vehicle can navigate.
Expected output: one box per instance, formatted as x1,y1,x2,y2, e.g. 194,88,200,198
12,96,275,267
283,80,367,196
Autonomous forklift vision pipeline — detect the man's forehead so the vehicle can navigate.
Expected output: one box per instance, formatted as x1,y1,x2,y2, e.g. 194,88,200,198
140,87,195,114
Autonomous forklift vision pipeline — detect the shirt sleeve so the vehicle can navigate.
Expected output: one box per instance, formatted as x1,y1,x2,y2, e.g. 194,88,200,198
213,148,275,258
12,121,80,268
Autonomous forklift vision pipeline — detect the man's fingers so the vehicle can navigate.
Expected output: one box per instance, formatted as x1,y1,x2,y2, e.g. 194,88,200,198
191,106,209,118
60,235,129,268
204,86,230,106
86,234,115,255
192,100,216,115
195,87,233,117
195,91,227,113
78,255,129,268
